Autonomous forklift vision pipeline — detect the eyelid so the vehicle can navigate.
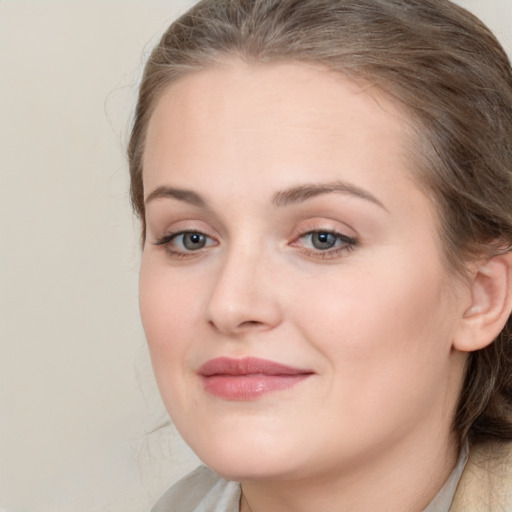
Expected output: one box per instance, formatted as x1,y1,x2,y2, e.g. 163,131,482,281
292,229,357,248
152,224,220,259
289,218,359,260
289,217,357,241
290,231,357,261
145,213,220,239
154,230,215,246
148,217,218,242
290,214,356,234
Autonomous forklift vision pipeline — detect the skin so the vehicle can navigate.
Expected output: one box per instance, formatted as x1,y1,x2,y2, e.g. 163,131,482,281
139,61,473,512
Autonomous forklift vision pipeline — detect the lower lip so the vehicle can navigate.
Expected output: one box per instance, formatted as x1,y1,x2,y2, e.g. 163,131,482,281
202,374,311,400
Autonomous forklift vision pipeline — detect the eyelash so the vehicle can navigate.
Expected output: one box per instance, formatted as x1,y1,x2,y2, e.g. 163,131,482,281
153,229,357,260
153,231,217,259
292,230,357,260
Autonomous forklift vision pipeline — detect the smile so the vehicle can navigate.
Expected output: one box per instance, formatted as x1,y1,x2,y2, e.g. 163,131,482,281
198,357,315,400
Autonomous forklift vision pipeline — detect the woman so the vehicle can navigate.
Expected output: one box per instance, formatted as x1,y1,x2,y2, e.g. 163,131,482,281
129,0,512,510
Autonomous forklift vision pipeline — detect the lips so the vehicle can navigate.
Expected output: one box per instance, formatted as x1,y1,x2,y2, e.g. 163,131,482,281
198,357,314,400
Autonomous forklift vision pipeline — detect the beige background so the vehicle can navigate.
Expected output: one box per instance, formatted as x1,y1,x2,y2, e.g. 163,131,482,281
0,1,510,511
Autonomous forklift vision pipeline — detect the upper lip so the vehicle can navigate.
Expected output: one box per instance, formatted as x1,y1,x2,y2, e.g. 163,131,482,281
198,357,314,376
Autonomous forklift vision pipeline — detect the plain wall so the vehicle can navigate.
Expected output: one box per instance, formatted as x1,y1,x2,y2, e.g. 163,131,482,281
0,1,510,510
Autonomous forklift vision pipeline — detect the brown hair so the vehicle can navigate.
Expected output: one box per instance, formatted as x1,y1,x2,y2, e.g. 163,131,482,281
128,0,512,445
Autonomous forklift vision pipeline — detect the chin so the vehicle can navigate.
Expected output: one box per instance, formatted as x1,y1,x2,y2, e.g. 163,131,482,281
183,428,305,481
202,453,297,482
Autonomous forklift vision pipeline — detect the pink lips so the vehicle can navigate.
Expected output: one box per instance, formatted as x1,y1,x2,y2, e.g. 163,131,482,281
198,357,314,400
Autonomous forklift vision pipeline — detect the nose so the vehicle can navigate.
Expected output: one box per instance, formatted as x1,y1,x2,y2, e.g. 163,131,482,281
204,245,283,336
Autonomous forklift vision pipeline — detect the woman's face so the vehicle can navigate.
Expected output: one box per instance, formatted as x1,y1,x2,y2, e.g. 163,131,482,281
139,61,468,481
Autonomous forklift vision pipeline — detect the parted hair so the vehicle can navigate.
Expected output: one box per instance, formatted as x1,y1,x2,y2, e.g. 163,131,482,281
128,0,512,446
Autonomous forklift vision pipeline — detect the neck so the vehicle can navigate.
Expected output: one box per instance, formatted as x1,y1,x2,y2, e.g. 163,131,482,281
240,427,459,512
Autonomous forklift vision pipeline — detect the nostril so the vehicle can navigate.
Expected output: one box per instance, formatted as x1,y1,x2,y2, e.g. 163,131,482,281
204,280,282,334
208,317,267,334
240,320,263,328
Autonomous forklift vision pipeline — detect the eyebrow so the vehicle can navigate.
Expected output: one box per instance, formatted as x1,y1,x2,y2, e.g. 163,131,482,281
144,180,387,211
145,186,205,207
272,181,388,211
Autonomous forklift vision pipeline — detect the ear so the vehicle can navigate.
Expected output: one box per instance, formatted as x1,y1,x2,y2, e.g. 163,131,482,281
453,252,512,352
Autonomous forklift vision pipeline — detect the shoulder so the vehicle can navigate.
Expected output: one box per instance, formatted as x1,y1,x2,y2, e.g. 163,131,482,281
151,465,241,512
450,440,512,511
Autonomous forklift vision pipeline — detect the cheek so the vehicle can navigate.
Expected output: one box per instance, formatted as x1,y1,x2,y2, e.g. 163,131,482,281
138,255,214,425
292,251,454,397
293,271,455,448
138,255,203,378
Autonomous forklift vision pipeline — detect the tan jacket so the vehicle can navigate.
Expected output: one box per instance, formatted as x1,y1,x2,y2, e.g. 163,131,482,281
451,441,512,511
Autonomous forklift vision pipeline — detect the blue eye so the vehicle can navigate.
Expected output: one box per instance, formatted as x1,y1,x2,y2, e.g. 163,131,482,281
154,231,216,253
179,232,208,250
297,230,357,257
309,232,339,250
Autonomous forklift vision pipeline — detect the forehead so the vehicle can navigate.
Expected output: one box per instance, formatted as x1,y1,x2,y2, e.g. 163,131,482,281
143,60,418,206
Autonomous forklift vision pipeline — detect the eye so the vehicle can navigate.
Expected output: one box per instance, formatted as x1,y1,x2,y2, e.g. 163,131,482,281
308,231,340,250
154,230,217,254
293,229,357,259
177,232,209,250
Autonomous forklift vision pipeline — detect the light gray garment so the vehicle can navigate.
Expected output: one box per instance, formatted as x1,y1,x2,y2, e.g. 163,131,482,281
152,447,468,512
151,466,240,512
422,444,468,512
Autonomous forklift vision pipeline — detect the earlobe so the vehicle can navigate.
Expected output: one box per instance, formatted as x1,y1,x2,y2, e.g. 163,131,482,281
453,252,512,352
